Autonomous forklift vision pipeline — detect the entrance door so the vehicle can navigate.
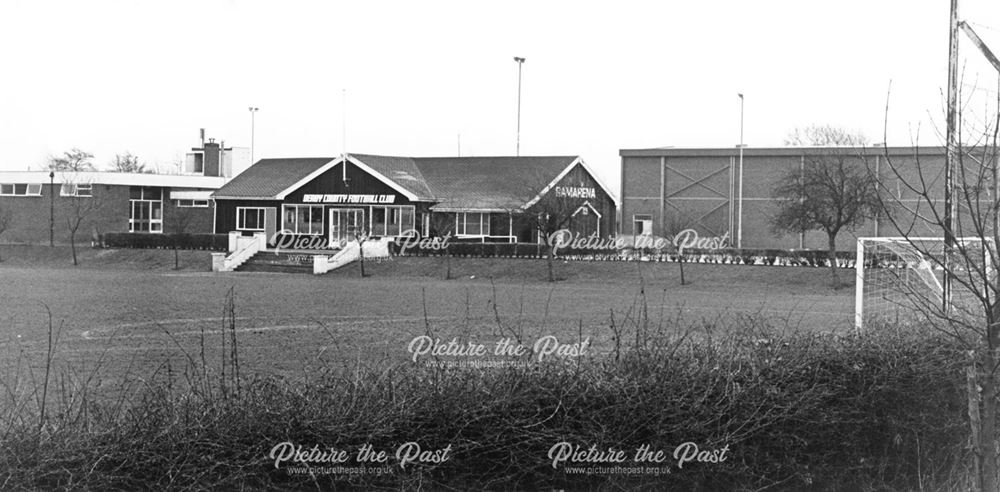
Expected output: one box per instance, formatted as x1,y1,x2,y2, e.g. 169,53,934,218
264,208,276,246
569,203,600,237
329,208,365,246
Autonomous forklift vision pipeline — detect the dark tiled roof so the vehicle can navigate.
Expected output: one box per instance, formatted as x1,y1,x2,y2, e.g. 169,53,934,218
212,154,582,211
212,158,333,198
348,154,435,201
412,156,578,211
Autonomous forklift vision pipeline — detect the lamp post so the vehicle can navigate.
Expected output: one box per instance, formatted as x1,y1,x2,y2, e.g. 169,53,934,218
737,93,744,249
514,56,525,156
49,171,54,247
248,107,259,164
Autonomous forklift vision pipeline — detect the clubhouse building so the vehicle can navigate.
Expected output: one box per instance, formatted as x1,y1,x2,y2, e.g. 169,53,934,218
211,154,617,247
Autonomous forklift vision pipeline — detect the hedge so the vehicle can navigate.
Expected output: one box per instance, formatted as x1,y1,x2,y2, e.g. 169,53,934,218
0,321,972,490
390,241,858,268
102,233,228,251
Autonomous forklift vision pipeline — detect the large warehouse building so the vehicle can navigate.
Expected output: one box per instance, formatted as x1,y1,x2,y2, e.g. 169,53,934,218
619,146,949,251
212,154,616,246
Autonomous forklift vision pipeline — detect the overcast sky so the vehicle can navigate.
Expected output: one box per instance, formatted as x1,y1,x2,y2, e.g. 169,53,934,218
1,1,999,191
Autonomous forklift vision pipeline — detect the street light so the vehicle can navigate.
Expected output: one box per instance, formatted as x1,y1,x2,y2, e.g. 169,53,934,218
514,57,525,156
248,107,259,164
737,93,745,250
49,171,54,247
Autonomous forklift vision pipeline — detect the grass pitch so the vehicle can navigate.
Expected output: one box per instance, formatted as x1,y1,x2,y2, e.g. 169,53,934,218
0,247,852,390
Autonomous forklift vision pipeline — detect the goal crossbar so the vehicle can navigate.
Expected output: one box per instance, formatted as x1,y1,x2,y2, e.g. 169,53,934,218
855,236,995,331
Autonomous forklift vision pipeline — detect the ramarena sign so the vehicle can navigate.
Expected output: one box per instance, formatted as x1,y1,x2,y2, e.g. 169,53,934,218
302,194,396,204
554,186,596,199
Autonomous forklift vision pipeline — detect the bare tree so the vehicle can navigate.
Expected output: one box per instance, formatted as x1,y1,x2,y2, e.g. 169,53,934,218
48,148,95,172
354,229,370,278
663,211,698,286
871,85,1000,490
784,124,870,147
519,179,586,283
0,206,11,262
165,207,195,270
109,152,147,173
64,183,103,266
428,212,457,280
772,127,883,288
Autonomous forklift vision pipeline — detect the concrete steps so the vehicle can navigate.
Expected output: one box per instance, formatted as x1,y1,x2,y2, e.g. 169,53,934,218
236,252,318,274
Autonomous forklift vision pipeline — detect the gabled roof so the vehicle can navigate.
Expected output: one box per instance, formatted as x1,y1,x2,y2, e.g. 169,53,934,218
212,158,334,199
349,154,435,201
211,154,614,211
411,156,578,211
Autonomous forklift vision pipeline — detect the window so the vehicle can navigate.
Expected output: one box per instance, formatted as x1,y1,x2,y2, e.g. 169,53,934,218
369,206,416,237
0,183,42,196
633,214,653,236
237,207,266,231
184,152,204,174
456,212,490,236
130,186,165,200
371,207,386,236
61,183,92,197
176,199,209,208
130,200,163,233
129,187,164,233
282,204,323,235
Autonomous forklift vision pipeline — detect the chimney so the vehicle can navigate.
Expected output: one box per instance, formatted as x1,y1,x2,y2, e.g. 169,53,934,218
203,140,221,176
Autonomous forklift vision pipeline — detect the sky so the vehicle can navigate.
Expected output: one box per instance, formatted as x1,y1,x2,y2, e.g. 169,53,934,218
1,1,1000,193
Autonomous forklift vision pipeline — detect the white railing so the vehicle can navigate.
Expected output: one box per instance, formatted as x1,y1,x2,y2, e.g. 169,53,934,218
313,238,391,274
212,232,266,272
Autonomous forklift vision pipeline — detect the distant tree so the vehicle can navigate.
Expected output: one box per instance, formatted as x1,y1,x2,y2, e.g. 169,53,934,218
109,152,147,173
63,182,104,266
663,211,698,286
784,124,870,147
48,148,95,172
165,207,195,270
772,126,882,288
355,229,370,278
0,206,11,262
428,212,457,280
517,173,589,283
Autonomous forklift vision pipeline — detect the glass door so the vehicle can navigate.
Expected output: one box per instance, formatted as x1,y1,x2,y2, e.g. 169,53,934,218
329,208,365,246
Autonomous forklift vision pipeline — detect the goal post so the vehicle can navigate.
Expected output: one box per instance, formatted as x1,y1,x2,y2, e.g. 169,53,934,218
855,236,996,331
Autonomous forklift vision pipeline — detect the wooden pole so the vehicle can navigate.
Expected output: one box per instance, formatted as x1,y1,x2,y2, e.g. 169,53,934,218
944,0,960,313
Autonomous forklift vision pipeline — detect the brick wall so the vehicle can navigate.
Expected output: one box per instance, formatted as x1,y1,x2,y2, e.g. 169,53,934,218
621,148,954,251
0,183,214,245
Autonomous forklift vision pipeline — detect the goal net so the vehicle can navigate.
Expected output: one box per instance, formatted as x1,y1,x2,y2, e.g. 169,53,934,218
855,237,996,330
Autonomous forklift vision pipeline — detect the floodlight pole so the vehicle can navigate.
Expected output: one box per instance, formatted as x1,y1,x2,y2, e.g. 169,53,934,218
248,107,259,164
514,56,525,156
49,171,54,247
737,93,745,249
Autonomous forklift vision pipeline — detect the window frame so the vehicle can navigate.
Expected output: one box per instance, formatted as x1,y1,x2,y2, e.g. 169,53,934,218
0,183,43,197
368,205,416,237
175,199,210,208
237,207,267,232
633,214,653,236
281,204,324,235
128,187,164,233
456,212,490,236
60,183,93,197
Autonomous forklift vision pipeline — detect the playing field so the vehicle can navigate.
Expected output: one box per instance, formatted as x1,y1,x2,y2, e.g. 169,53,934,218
0,248,854,388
